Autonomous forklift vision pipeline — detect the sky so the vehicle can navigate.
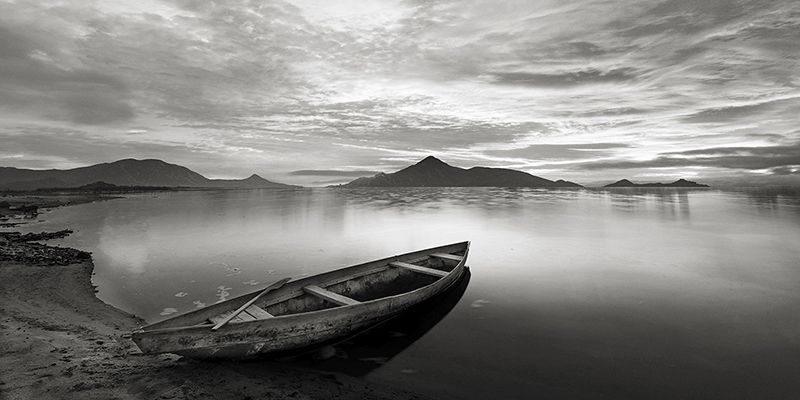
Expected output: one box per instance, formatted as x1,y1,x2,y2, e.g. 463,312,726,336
1,0,799,186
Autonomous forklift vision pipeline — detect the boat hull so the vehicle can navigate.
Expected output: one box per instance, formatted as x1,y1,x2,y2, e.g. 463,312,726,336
131,242,469,359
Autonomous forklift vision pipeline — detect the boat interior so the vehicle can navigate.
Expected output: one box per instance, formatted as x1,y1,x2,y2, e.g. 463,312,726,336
139,242,468,331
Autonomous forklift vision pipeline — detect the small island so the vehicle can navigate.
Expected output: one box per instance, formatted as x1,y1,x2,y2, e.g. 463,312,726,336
604,178,709,188
341,156,582,188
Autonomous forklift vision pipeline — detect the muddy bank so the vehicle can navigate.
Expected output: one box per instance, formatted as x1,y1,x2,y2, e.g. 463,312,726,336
0,193,112,223
0,235,428,399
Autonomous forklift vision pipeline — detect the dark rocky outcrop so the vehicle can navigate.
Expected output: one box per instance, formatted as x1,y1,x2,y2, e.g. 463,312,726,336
0,230,91,265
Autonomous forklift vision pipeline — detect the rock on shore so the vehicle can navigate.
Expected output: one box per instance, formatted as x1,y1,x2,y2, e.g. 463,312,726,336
1,230,91,266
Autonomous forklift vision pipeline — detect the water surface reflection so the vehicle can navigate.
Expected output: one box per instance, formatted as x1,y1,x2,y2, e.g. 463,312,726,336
25,188,800,399
281,268,471,377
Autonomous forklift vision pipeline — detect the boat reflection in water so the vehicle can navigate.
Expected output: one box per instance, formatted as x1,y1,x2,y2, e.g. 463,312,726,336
282,268,471,377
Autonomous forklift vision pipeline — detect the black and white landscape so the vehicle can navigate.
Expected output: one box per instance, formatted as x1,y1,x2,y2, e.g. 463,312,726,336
0,158,295,190
2,1,800,400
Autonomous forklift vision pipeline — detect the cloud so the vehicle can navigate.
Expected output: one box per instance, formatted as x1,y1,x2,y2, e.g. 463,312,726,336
682,97,800,124
575,107,647,118
613,0,758,38
0,26,135,125
661,144,800,158
770,166,800,175
579,143,800,171
485,143,631,161
1,0,800,185
0,127,209,168
545,41,628,59
289,169,381,177
489,68,640,87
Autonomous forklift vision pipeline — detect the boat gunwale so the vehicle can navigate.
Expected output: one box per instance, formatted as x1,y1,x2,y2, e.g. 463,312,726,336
134,241,470,335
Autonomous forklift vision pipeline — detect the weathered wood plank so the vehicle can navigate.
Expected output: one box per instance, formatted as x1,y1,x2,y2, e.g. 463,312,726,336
430,252,463,262
318,266,390,290
209,307,271,324
303,285,360,306
389,261,448,278
237,311,256,321
245,305,273,319
211,277,291,331
209,313,245,324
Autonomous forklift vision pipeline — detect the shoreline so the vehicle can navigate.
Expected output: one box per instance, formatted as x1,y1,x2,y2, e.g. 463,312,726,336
0,196,428,399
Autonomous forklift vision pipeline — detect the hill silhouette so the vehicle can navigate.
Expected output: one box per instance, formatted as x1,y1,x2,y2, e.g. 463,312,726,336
342,156,582,188
0,159,296,190
604,178,709,188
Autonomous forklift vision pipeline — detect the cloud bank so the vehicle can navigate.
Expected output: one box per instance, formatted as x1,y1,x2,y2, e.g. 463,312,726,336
1,0,799,185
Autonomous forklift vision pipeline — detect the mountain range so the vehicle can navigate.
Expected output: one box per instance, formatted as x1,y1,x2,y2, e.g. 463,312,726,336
0,157,712,191
0,159,295,190
604,179,709,188
342,156,582,188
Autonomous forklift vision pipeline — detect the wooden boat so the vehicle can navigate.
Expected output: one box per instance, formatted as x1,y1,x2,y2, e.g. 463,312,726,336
131,241,470,359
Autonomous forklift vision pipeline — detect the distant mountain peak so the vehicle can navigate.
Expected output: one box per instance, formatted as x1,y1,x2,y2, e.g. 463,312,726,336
0,159,298,190
342,156,582,188
112,158,166,164
669,178,707,187
78,181,118,189
604,178,708,188
416,156,448,166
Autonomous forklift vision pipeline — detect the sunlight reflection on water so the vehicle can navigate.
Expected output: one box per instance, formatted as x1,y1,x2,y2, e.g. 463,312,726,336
26,187,800,399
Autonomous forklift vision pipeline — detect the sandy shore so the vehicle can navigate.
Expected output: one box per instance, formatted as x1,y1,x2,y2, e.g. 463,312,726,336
0,198,427,400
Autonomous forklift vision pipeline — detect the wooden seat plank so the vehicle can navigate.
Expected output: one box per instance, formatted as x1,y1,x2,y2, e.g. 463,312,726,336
209,313,245,324
245,305,274,319
389,261,448,278
430,253,463,262
207,305,271,325
303,285,360,306
237,311,256,321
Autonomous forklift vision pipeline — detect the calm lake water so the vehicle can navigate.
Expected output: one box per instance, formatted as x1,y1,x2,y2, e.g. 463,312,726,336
26,188,800,399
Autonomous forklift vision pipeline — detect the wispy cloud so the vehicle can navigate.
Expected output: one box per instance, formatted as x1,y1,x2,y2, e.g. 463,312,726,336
0,26,135,125
578,143,800,173
682,97,800,124
484,143,631,161
289,170,380,177
489,68,640,88
1,0,799,185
